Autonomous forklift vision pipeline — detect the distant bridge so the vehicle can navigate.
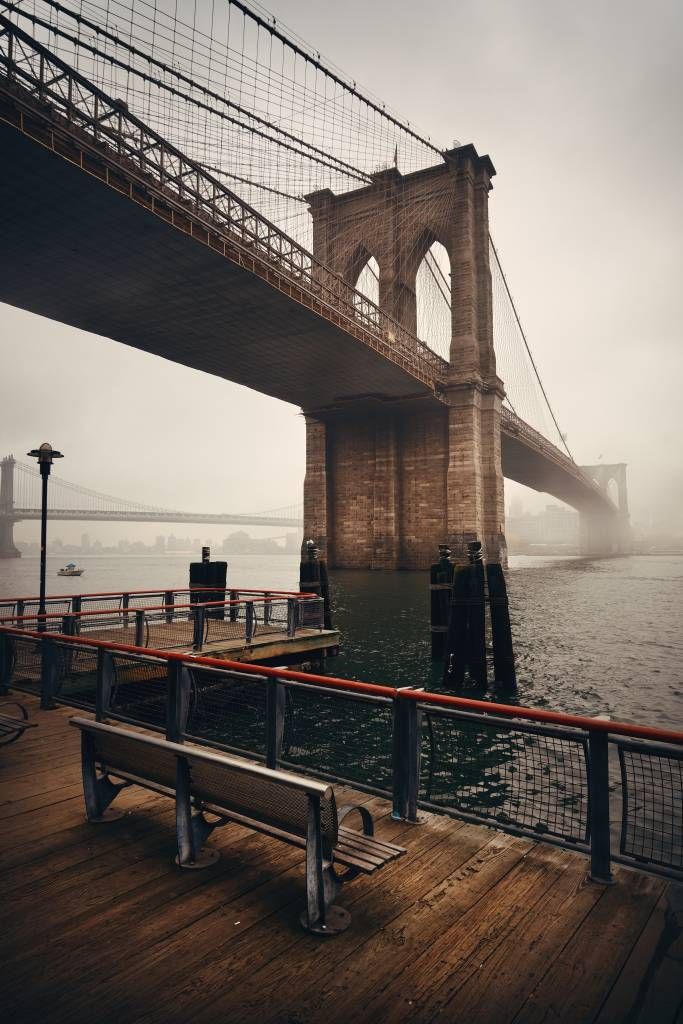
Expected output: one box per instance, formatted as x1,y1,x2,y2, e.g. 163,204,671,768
0,456,303,556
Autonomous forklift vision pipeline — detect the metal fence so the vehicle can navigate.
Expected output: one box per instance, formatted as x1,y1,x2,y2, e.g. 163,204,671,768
1,626,681,883
0,594,324,652
0,586,313,619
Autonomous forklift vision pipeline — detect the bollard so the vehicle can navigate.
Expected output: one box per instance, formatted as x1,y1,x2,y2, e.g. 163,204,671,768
487,563,517,689
429,544,454,659
467,556,487,688
300,539,334,630
441,565,472,690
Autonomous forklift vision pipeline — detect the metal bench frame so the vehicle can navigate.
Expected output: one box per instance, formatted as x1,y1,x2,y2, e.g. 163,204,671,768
70,716,405,935
0,701,36,745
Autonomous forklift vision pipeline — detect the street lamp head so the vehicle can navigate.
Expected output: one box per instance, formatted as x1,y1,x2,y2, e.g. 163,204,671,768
27,442,64,465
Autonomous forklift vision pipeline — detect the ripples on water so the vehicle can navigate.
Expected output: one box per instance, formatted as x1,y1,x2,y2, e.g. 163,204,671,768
1,552,681,729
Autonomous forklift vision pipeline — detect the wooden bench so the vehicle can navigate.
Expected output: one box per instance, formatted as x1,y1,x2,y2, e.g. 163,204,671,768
69,716,405,935
0,701,36,746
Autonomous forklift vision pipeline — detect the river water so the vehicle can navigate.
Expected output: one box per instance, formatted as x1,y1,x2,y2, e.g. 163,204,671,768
1,553,681,730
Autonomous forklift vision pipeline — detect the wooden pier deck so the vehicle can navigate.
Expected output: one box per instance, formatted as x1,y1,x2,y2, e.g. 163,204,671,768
1,699,681,1024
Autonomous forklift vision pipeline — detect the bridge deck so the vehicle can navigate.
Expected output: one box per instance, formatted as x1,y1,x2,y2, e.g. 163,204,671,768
2,700,681,1024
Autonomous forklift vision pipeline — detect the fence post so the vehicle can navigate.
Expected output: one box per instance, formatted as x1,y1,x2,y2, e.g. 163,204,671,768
164,591,174,624
166,661,191,743
192,606,205,651
61,614,76,677
266,679,286,769
71,596,82,616
263,592,272,626
588,730,614,884
96,649,116,722
392,691,424,823
0,633,13,694
16,599,25,620
134,609,146,648
245,601,255,645
40,637,60,710
122,593,130,628
229,590,238,623
287,598,298,638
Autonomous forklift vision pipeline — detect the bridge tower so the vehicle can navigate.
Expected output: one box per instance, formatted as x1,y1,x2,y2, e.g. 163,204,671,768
0,455,20,558
302,144,507,569
578,463,631,556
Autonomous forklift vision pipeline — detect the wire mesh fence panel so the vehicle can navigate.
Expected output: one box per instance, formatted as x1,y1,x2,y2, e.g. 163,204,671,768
144,610,194,650
185,668,267,757
108,654,169,730
77,613,137,645
53,642,99,709
22,598,72,618
282,688,394,791
0,602,18,620
79,596,124,614
252,599,289,638
8,636,42,693
420,710,590,844
296,598,324,631
7,615,64,634
204,610,249,646
128,593,168,609
618,742,683,871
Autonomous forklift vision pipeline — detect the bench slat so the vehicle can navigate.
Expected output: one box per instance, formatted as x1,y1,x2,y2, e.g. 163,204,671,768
338,826,406,858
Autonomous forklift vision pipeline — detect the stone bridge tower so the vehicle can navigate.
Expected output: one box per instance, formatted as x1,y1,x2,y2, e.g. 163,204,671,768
579,463,631,556
0,455,20,558
302,144,507,570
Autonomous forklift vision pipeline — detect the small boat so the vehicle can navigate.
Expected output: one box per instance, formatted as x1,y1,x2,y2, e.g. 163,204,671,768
57,563,85,577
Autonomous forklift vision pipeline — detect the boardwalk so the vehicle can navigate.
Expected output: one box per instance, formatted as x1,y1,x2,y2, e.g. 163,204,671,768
1,699,681,1024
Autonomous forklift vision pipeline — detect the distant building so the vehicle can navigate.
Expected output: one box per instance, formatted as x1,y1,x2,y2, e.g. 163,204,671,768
506,504,579,552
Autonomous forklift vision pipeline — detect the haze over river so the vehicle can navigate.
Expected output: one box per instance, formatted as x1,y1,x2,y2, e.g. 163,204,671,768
1,554,681,731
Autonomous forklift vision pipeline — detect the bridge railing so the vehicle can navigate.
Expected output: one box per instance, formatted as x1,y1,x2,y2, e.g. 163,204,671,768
501,407,615,507
0,15,447,390
0,625,680,883
0,593,325,652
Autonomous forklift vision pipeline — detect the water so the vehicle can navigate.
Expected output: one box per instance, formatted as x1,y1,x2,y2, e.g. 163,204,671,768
1,552,681,730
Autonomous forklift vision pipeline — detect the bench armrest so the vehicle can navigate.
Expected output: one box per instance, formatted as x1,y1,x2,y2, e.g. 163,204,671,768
337,803,374,837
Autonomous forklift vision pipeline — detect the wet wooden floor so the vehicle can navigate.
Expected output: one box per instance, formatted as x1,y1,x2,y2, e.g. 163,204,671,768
1,698,682,1024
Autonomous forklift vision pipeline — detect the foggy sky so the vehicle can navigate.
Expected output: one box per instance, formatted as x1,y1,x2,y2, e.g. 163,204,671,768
1,0,682,546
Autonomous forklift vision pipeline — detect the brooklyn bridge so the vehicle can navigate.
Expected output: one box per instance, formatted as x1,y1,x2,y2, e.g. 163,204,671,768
0,1,630,566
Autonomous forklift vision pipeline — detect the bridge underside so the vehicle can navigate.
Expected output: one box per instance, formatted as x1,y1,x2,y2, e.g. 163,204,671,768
0,119,621,564
0,125,431,412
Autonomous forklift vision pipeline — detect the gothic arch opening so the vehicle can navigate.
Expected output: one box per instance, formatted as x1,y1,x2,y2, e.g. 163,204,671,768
353,255,380,312
416,241,451,360
607,478,619,507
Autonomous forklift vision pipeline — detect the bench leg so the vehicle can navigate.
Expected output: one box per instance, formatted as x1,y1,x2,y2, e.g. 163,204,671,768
175,756,221,869
81,732,128,822
300,796,350,936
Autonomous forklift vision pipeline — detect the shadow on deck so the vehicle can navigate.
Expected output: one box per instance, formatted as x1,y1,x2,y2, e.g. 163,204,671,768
1,700,681,1024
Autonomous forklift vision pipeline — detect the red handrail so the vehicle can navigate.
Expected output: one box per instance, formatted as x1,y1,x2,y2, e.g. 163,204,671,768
3,625,682,745
1,586,317,602
0,594,321,623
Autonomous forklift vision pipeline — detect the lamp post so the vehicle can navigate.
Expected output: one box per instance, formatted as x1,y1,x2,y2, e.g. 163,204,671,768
27,443,63,629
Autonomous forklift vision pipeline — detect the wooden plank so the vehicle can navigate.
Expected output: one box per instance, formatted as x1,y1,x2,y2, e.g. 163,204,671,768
167,822,515,1024
511,868,666,1023
318,840,566,1024
39,811,450,1024
595,886,683,1024
442,851,605,1022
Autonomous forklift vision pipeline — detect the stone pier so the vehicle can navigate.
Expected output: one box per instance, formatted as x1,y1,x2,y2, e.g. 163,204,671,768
303,144,507,569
